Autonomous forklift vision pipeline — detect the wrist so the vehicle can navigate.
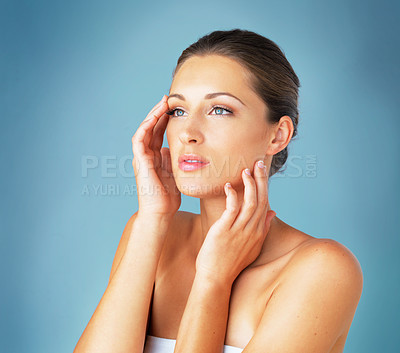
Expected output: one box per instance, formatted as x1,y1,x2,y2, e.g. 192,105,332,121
136,211,174,228
195,271,234,291
134,212,173,236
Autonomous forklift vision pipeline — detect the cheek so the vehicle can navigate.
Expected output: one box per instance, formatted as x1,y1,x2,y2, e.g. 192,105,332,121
228,130,267,166
238,126,267,149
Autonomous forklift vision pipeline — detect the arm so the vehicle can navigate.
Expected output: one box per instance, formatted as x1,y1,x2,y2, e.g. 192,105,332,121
173,275,233,353
73,213,173,353
241,239,363,353
174,240,363,353
172,161,275,353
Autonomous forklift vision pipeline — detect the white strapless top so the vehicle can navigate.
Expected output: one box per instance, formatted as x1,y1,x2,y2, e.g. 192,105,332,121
143,334,244,353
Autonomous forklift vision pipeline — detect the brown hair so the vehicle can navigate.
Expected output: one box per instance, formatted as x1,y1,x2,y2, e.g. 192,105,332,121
171,28,300,177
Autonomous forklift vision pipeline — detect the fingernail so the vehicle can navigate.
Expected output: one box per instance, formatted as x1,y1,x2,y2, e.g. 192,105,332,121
257,160,265,169
244,168,251,176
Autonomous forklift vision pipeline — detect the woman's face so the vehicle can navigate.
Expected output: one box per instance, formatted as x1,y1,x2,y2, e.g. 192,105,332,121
166,54,273,197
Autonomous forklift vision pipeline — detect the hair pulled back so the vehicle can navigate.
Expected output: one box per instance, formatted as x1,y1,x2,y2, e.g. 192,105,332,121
172,28,300,177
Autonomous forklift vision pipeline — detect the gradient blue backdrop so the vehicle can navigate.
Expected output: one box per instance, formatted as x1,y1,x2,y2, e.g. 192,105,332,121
1,0,399,352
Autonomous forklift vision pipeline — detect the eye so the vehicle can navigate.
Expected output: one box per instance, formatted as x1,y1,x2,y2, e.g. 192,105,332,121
165,106,233,118
166,108,186,117
210,106,233,116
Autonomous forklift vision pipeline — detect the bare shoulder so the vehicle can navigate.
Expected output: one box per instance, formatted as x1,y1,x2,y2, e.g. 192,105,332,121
241,234,364,351
293,237,363,273
281,236,364,298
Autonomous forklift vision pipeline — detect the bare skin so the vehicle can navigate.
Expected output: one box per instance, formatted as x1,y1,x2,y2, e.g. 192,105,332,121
147,210,360,352
145,54,363,352
74,54,363,353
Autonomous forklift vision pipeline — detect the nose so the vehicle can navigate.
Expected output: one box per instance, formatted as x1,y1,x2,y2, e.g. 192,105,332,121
178,115,204,145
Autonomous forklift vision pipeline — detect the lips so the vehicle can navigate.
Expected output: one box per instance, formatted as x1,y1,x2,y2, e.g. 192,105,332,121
178,153,210,171
178,153,210,164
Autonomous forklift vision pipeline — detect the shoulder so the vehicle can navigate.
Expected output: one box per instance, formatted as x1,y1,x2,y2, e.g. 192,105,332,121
291,237,363,274
243,237,363,351
280,237,364,301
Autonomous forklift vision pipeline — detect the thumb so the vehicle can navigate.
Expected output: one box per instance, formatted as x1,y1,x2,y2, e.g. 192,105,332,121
161,147,173,174
265,210,276,229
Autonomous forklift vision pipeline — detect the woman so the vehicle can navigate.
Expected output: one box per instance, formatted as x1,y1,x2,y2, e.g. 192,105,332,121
74,29,363,353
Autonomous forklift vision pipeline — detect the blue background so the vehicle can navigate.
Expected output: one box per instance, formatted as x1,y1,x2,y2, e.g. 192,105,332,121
1,0,399,352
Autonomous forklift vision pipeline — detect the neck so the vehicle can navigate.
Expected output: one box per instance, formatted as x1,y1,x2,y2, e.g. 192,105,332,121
194,187,278,263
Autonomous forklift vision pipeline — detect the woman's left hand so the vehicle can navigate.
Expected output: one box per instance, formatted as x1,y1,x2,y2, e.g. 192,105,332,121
195,159,276,287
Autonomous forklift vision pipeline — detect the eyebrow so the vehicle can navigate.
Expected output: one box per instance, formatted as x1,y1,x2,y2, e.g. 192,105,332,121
167,92,246,107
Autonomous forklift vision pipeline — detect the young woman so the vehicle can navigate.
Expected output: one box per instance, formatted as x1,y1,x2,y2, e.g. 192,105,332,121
74,29,363,353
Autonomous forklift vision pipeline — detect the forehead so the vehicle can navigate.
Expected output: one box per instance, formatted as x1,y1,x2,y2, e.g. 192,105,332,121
170,55,253,93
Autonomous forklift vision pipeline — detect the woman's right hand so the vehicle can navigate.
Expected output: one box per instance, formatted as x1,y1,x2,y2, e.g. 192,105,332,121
131,95,181,219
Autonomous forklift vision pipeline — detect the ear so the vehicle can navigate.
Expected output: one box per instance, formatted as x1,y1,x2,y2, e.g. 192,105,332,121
266,115,294,155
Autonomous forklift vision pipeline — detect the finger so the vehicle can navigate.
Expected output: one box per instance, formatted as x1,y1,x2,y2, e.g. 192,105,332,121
231,168,257,230
143,102,168,147
137,96,167,135
217,183,240,229
150,112,170,152
132,102,167,158
131,96,168,178
146,95,167,119
153,148,162,173
244,159,268,233
263,210,276,235
132,117,155,159
161,147,173,174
